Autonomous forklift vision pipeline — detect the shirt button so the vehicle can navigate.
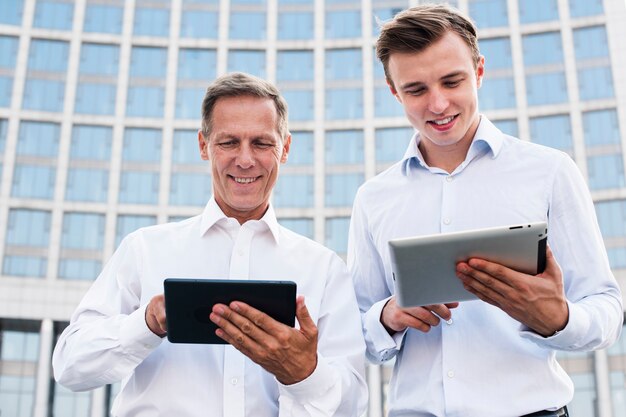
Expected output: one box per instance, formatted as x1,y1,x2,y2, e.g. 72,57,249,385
446,176,453,182
237,250,244,256
443,218,451,225
446,319,453,325
447,370,454,378
231,378,238,385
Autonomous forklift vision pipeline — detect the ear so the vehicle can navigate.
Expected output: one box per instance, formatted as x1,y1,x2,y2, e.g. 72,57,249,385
388,81,402,104
476,55,485,89
280,134,291,164
198,130,209,161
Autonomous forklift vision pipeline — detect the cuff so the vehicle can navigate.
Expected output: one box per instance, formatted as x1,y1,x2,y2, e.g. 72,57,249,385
519,301,590,349
119,303,164,358
277,354,338,401
363,297,406,361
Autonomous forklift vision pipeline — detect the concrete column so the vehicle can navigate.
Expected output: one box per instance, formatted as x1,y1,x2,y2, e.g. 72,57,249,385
367,364,383,417
595,349,613,417
33,319,53,417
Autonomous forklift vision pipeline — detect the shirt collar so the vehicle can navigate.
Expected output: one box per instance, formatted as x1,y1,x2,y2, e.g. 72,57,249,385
401,115,504,176
199,197,281,244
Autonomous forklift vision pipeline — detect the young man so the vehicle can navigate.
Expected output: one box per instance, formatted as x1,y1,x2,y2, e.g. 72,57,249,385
348,5,623,416
53,72,368,417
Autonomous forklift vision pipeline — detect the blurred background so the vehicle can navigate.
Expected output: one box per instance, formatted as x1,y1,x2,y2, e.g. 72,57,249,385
0,0,625,416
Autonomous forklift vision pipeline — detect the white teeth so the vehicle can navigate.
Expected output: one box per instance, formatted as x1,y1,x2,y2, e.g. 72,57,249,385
234,177,257,184
433,116,455,125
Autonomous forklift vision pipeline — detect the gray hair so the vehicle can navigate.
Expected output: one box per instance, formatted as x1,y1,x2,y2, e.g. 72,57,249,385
200,72,289,140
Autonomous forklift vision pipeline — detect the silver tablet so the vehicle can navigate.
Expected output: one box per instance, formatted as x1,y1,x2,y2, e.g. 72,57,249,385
388,222,548,307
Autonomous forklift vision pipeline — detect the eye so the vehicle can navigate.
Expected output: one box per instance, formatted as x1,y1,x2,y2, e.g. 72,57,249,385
444,79,462,88
406,88,425,96
217,140,237,149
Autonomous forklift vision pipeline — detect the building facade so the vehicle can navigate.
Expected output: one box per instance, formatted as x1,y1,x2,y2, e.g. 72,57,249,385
0,0,625,416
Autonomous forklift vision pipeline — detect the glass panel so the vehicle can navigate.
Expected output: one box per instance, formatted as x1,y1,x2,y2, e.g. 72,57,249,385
325,217,350,255
79,43,119,76
587,154,625,190
325,173,363,207
273,174,314,208
178,49,217,80
519,0,558,23
0,36,19,69
180,11,218,39
375,86,404,117
479,37,512,69
569,0,603,18
130,47,167,78
278,218,313,239
325,130,364,164
573,26,609,60
5,209,51,247
126,86,165,117
468,0,508,28
173,130,203,165
84,4,123,34
119,171,160,204
61,213,105,250
0,0,24,25
582,109,621,147
58,259,102,281
22,79,65,112
123,128,162,162
0,77,12,107
282,90,313,121
526,72,568,106
529,114,572,153
479,77,516,110
176,87,204,119
65,168,109,202
326,89,362,120
169,173,212,206
375,127,413,164
287,131,314,165
276,50,313,81
17,121,60,156
70,125,112,160
325,49,362,80
277,12,313,40
227,50,266,79
611,371,626,416
12,165,56,199
0,119,7,153
230,12,266,40
116,215,157,247
134,7,170,37
522,32,563,66
28,39,69,72
75,83,116,115
52,382,91,417
325,10,361,39
492,119,519,138
33,0,74,30
595,200,626,239
578,67,614,101
2,256,47,277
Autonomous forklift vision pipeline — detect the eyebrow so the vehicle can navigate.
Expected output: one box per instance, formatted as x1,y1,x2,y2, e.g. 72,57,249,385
399,70,468,90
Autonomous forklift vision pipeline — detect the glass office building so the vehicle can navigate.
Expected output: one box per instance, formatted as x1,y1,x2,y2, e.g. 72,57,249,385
0,0,625,416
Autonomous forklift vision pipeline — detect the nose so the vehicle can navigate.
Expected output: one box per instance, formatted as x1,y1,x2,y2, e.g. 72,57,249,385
236,143,255,169
428,88,449,115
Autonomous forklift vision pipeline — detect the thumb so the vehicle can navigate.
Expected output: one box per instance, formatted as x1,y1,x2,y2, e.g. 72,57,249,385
540,245,562,282
295,296,317,337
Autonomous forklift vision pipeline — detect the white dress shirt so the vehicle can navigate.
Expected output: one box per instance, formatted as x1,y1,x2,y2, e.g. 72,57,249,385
53,198,367,417
348,117,623,417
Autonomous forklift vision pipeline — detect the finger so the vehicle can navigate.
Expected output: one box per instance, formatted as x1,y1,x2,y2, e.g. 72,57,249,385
457,261,511,298
405,306,441,327
539,245,562,282
456,264,508,305
210,305,263,352
424,303,455,321
295,296,317,337
229,301,284,336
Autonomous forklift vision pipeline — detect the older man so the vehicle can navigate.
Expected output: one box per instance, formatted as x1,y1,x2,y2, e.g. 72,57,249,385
54,72,367,417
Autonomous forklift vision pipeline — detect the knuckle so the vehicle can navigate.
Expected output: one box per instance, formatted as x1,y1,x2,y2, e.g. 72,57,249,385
241,322,252,334
235,335,245,346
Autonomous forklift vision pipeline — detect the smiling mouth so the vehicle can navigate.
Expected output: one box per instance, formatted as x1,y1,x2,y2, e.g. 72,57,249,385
429,114,458,126
231,176,259,184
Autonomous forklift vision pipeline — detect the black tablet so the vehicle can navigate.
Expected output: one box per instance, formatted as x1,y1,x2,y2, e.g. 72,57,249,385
163,278,297,344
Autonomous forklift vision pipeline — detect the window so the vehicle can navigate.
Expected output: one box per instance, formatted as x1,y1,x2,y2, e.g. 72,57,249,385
0,0,24,25
287,131,314,165
66,169,109,203
17,121,59,157
273,174,314,208
326,89,362,120
130,47,167,78
325,11,361,39
583,110,624,191
0,320,40,417
526,73,568,106
282,89,314,121
375,86,405,117
79,43,119,76
523,32,564,66
178,49,217,80
375,127,413,164
569,0,603,18
519,0,558,23
587,154,625,190
608,324,626,414
276,50,313,82
119,171,160,204
277,12,313,40
227,50,266,79
119,128,161,204
23,39,69,112
33,0,74,30
59,212,105,280
492,119,519,138
170,173,212,206
325,173,363,207
75,83,117,115
123,128,162,162
0,119,7,153
126,87,164,117
77,44,119,115
578,67,614,101
582,109,621,147
468,0,508,28
230,12,266,40
172,129,203,165
278,218,314,239
180,11,218,39
84,4,123,34
326,49,362,81
116,215,157,247
66,123,111,203
0,36,19,69
529,115,572,154
573,26,614,102
595,200,626,269
480,37,513,69
134,7,170,37
176,88,204,119
325,217,350,255
574,26,609,60
3,209,50,277
479,77,516,110
372,7,403,35
325,130,364,165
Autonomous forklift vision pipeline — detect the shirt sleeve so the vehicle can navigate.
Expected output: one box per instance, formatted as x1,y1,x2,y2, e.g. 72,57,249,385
52,234,163,391
347,189,405,364
277,255,368,417
520,155,623,350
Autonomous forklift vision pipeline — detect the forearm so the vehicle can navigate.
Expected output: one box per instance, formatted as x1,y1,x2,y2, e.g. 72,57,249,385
53,304,162,391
